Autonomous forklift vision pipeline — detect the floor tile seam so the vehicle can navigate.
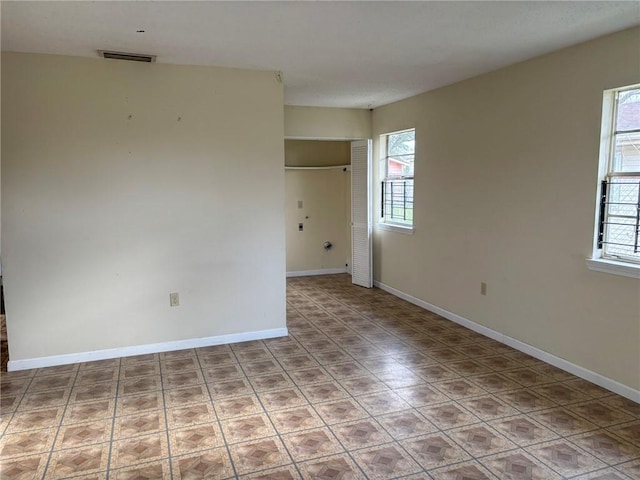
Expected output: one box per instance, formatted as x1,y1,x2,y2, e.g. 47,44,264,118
241,432,345,464
578,414,640,434
531,412,616,440
107,457,174,477
472,446,557,479
606,426,640,450
350,436,435,477
552,434,634,465
483,414,562,440
286,348,394,402
580,465,636,480
0,414,11,437
438,426,526,464
427,379,490,401
448,392,523,416
156,354,177,480
613,460,640,480
349,395,416,419
348,315,419,346
597,400,640,421
548,399,640,429
436,415,497,434
301,420,369,479
193,348,240,480
102,358,122,480
230,346,307,480
258,326,372,480
286,344,377,385
294,306,372,338
560,431,640,468
313,447,425,480
486,396,561,416
531,384,609,401
321,363,382,382
0,405,71,440
422,459,501,480
275,332,361,400
421,396,489,428
231,461,298,479
412,455,496,477
313,304,374,333
371,368,440,390
2,366,40,433
42,362,86,478
520,440,607,479
333,394,468,473
291,294,493,472
40,360,86,480
354,399,474,454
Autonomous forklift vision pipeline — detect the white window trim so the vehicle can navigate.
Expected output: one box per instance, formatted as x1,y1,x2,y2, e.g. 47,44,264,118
588,85,640,278
586,258,640,279
380,128,415,229
377,222,415,234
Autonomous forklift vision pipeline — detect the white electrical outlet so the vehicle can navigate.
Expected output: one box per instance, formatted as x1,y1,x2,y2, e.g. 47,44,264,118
169,292,180,307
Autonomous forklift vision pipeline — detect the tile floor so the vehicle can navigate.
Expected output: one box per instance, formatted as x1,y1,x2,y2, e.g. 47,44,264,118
0,274,638,479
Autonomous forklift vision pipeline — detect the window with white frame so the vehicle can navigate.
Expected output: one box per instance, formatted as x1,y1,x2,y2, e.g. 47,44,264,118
594,85,640,266
380,129,415,228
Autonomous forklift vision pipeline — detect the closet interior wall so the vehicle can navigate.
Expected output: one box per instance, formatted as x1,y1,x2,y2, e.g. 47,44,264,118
285,140,351,274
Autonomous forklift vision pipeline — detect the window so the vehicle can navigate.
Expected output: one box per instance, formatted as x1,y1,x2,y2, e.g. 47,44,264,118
589,85,640,277
380,129,415,230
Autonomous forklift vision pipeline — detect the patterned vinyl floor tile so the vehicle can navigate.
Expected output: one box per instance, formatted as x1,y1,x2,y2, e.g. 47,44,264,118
0,274,638,479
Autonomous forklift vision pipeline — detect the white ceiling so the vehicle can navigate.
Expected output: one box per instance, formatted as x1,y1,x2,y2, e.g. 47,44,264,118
2,1,639,108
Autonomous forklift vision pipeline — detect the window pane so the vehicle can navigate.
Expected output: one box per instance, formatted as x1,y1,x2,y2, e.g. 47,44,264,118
613,130,640,172
604,217,640,261
616,88,640,132
604,176,640,262
607,177,640,217
387,130,415,177
382,179,413,225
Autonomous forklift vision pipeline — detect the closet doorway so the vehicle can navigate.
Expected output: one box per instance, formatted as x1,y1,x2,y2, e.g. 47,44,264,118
285,139,372,287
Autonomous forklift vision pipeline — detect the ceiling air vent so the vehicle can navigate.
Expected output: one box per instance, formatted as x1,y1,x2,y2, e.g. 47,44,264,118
98,50,156,63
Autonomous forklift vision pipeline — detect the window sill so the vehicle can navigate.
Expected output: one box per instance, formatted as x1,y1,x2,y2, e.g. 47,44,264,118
586,258,640,279
377,223,414,235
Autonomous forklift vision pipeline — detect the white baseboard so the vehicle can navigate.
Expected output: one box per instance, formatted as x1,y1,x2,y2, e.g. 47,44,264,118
7,327,288,372
287,268,347,278
374,280,640,403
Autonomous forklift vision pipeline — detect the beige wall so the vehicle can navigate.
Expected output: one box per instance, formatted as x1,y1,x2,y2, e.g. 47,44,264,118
372,27,640,390
284,105,371,140
285,140,350,167
2,53,286,362
285,140,351,273
285,169,351,273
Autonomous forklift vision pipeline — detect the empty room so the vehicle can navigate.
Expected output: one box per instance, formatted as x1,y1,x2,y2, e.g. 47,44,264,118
1,2,639,479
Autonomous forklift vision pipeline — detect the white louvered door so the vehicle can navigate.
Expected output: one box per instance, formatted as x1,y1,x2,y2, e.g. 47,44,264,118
351,139,373,288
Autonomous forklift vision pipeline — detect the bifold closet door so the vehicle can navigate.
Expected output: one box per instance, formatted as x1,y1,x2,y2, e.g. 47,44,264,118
350,139,373,288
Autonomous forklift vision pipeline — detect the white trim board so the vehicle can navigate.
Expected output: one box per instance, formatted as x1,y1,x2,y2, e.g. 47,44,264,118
286,268,347,278
374,280,640,403
586,258,640,279
285,136,367,141
7,327,288,372
285,165,350,171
